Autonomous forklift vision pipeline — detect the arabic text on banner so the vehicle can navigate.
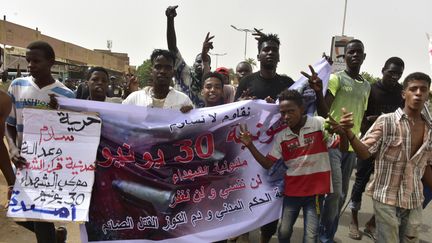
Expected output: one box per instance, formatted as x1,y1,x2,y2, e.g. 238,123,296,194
58,98,285,243
7,108,102,222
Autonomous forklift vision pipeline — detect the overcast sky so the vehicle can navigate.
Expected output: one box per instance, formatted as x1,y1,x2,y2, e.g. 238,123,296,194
1,0,432,79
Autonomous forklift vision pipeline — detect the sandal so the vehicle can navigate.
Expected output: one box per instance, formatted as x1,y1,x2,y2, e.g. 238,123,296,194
364,223,376,241
348,222,362,240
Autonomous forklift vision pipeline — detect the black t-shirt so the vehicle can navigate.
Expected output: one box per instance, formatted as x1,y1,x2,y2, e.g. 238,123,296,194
234,72,294,101
361,81,403,134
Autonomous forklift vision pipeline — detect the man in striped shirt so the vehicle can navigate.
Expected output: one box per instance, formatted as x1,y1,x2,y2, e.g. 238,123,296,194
6,41,74,243
339,72,432,242
239,89,342,242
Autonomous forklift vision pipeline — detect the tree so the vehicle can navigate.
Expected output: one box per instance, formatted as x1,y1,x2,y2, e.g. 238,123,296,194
244,57,257,69
361,71,379,84
136,59,152,87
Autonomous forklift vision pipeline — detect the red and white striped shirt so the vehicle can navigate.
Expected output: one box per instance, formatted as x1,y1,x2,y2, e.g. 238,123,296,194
266,116,333,197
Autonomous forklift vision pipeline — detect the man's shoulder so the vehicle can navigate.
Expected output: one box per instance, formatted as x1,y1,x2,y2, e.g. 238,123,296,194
10,76,32,88
50,81,75,98
240,72,260,82
276,74,294,83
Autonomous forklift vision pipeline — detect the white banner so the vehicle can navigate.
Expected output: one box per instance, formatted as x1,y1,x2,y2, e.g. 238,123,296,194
7,108,102,222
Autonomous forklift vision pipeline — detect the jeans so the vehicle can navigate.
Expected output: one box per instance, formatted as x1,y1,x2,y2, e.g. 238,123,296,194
349,157,374,211
424,181,432,208
374,200,422,243
319,149,356,243
278,195,323,243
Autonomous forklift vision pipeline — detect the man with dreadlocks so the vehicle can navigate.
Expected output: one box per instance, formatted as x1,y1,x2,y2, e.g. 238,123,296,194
234,30,294,104
234,30,294,243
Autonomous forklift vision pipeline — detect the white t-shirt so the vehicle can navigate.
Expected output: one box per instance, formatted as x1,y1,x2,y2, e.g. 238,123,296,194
122,86,193,109
7,76,75,147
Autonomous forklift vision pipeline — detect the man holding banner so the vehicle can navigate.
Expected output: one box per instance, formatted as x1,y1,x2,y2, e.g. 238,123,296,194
6,41,75,243
122,49,193,113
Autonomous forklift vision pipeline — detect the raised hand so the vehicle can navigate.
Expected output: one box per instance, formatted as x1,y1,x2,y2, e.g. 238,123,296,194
339,107,354,130
201,32,214,62
239,88,256,101
165,5,178,18
238,124,253,147
252,28,266,42
301,65,323,93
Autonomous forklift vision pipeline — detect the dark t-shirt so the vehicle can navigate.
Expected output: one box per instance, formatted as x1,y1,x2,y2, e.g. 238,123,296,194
234,72,294,101
361,81,403,134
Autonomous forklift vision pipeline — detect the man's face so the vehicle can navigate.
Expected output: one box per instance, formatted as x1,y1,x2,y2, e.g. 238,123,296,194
344,42,365,70
279,100,304,128
402,79,429,111
202,77,223,106
236,63,252,80
382,63,404,90
88,71,109,100
257,41,280,69
152,55,174,87
25,49,53,78
193,54,203,73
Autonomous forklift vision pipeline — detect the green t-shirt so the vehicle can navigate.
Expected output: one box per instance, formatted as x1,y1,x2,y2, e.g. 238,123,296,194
328,71,370,150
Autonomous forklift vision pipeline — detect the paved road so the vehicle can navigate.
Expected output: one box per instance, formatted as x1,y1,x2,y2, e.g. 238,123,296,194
1,172,431,243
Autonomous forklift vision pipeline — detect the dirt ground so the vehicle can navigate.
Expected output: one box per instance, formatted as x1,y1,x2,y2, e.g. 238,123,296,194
1,171,431,243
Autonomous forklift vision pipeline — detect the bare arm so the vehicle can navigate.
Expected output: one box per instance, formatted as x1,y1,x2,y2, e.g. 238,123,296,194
238,125,273,169
337,109,372,160
6,122,26,168
0,93,15,186
166,6,178,53
322,92,335,118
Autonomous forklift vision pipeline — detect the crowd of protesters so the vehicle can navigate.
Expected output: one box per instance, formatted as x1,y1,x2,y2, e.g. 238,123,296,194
1,5,432,243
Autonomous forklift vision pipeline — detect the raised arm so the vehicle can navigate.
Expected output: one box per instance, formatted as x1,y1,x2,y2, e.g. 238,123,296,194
238,124,273,169
166,5,179,53
301,65,329,117
201,32,214,77
337,108,372,160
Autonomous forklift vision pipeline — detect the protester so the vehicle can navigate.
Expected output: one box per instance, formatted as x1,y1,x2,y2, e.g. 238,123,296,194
233,29,294,243
348,56,405,240
107,75,123,98
238,89,343,243
122,49,193,112
122,73,140,99
76,79,90,99
6,40,74,243
235,61,253,83
201,72,225,107
317,39,370,243
336,72,432,243
234,30,294,103
166,5,210,107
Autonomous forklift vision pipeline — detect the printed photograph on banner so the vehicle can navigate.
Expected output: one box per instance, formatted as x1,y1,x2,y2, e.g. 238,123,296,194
58,98,286,243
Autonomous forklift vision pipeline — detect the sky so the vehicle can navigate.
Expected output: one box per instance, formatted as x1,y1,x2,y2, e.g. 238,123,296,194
1,0,432,79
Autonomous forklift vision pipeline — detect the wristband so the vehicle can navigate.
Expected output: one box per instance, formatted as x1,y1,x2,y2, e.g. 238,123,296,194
348,133,356,142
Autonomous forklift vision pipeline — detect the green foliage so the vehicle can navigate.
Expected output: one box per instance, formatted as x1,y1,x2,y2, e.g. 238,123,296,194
136,59,152,87
244,58,257,68
361,71,379,84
